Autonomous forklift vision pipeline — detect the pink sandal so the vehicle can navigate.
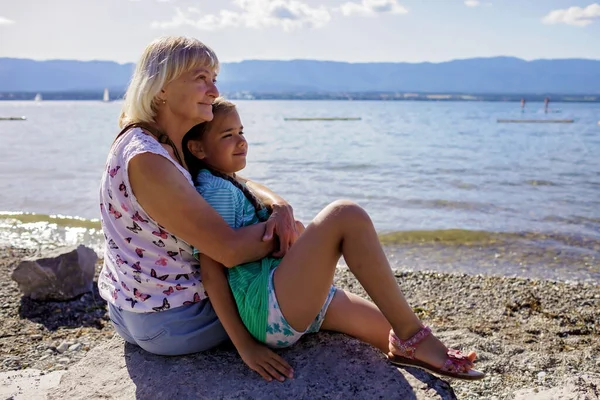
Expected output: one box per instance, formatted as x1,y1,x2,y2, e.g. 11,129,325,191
388,326,486,381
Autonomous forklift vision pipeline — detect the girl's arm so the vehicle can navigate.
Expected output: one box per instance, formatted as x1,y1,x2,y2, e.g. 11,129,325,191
200,255,293,382
128,153,276,267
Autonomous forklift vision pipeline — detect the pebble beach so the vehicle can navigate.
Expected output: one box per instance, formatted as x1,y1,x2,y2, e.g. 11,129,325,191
1,246,599,399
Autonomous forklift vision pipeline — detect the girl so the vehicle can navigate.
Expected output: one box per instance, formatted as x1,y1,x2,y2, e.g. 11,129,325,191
183,98,485,382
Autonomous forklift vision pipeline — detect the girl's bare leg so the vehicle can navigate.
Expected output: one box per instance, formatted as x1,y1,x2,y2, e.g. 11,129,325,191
273,200,473,369
320,289,391,353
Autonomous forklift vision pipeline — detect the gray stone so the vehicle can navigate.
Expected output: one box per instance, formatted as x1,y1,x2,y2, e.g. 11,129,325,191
11,245,97,301
68,343,82,352
56,342,69,353
48,333,457,400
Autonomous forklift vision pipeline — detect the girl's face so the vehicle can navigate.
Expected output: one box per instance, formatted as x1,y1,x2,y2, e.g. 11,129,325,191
188,110,248,175
160,67,219,124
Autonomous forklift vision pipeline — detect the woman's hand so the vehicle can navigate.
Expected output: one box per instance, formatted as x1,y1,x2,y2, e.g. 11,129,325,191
262,203,299,257
237,339,294,382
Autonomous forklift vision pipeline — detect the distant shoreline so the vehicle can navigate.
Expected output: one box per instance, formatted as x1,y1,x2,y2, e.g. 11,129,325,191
1,91,599,103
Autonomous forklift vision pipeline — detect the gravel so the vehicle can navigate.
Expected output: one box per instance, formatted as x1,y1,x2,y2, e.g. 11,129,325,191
1,246,598,399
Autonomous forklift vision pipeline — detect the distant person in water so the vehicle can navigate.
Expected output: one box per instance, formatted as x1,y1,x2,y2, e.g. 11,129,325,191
520,98,526,112
544,97,550,113
180,97,486,382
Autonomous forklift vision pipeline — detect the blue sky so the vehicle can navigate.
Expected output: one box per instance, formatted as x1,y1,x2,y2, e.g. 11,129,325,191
1,0,599,63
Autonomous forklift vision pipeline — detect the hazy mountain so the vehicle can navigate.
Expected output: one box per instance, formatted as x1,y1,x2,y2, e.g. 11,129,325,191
1,56,599,94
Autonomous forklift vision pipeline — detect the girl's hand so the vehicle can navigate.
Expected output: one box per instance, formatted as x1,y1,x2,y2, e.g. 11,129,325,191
237,339,294,382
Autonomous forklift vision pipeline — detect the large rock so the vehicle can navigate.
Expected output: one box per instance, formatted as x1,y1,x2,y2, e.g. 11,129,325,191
48,333,457,400
11,245,97,301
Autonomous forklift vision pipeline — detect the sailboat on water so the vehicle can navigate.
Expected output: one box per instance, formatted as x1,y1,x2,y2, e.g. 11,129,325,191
103,88,110,102
34,93,42,102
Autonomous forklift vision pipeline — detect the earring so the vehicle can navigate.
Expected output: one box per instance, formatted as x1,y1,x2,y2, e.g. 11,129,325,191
161,99,166,105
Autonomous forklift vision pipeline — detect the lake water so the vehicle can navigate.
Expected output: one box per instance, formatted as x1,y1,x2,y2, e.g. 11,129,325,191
1,100,599,282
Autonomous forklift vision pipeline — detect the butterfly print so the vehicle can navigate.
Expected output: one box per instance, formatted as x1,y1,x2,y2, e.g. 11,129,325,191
170,235,178,243
108,188,113,199
112,288,120,300
121,202,129,212
152,298,171,312
100,203,105,211
151,268,169,281
132,211,149,223
153,240,165,248
104,271,117,283
155,257,168,267
162,286,174,296
108,203,122,219
119,182,129,197
116,254,128,266
175,284,188,291
135,248,145,258
108,239,118,249
125,297,138,308
166,251,178,261
121,281,130,291
133,272,142,284
133,288,151,301
176,274,190,281
131,261,142,272
126,221,142,234
125,237,132,243
152,228,168,240
109,165,120,178
179,248,188,257
183,292,201,305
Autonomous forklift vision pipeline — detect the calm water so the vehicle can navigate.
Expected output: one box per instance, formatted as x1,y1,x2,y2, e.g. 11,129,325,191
1,100,599,281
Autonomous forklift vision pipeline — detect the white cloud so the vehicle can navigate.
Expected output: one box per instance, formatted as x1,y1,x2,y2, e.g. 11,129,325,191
464,0,480,7
0,16,15,25
542,3,600,27
339,0,408,16
152,0,331,31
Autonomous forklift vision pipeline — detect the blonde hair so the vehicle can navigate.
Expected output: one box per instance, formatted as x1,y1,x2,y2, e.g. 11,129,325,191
119,36,219,128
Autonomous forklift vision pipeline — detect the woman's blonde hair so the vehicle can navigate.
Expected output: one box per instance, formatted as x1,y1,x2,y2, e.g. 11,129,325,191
119,36,219,128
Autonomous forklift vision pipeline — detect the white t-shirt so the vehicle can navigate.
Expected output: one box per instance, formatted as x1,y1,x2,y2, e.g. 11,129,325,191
98,127,207,313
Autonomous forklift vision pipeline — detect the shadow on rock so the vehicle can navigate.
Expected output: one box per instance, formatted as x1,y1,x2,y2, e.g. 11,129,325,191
18,282,108,331
124,332,455,400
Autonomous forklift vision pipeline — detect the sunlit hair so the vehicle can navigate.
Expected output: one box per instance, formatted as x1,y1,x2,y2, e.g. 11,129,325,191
119,36,219,128
183,98,268,220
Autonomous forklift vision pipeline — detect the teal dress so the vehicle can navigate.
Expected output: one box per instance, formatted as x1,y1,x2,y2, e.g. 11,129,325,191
194,169,280,342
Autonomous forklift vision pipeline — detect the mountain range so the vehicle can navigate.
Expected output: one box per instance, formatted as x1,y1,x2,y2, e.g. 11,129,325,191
1,56,599,95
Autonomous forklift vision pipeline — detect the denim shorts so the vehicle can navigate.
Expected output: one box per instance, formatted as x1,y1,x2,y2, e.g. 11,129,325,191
265,268,337,348
108,298,229,356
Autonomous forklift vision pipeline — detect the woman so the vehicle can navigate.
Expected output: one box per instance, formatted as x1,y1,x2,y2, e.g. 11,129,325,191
98,36,298,367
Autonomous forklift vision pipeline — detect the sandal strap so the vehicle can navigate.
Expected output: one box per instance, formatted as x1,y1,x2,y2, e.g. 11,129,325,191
442,349,473,373
389,326,431,360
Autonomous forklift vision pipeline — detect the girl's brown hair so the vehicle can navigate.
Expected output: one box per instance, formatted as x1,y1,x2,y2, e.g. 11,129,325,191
182,98,268,221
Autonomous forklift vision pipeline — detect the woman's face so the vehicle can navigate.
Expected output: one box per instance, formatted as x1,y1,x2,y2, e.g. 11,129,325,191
161,67,219,124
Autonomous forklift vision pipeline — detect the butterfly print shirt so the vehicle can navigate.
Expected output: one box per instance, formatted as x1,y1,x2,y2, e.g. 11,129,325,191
98,127,207,313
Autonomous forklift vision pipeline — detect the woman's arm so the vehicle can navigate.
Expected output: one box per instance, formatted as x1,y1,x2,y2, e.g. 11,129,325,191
238,176,299,257
200,255,293,382
128,153,275,267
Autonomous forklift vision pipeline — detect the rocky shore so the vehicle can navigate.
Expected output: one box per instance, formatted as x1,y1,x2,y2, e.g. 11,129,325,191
1,246,599,399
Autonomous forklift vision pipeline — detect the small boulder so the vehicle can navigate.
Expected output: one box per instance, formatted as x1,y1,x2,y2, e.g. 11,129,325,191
11,245,97,301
